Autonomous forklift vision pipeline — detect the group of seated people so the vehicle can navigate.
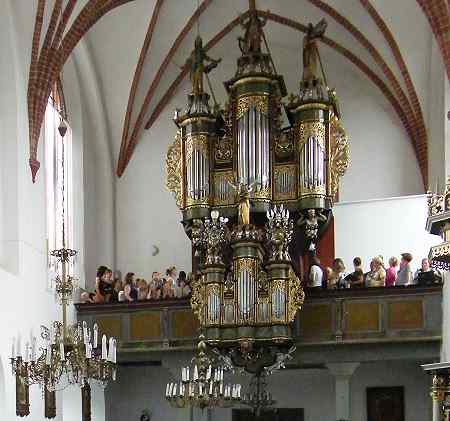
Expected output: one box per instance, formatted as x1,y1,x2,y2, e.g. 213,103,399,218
307,253,442,289
80,265,192,304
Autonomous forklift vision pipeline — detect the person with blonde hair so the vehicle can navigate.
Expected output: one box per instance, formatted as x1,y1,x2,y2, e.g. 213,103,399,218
366,256,386,287
385,256,398,287
333,258,347,289
137,278,149,301
166,266,177,289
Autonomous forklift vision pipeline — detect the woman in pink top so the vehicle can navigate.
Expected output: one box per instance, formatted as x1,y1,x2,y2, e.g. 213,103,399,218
385,256,398,286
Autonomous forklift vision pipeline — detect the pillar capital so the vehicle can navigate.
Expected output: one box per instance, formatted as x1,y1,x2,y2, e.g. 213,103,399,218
326,362,360,378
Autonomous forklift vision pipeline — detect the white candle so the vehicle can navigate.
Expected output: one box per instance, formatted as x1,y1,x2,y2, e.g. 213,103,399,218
46,345,52,365
193,365,198,381
101,335,107,360
16,335,21,357
108,337,114,362
112,368,117,381
60,342,65,361
24,342,29,363
182,367,186,382
83,321,87,342
93,324,98,348
186,366,190,381
209,381,213,395
219,382,223,395
114,339,117,363
31,337,36,362
166,383,170,397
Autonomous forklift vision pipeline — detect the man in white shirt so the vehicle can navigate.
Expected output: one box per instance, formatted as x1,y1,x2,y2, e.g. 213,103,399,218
309,256,323,288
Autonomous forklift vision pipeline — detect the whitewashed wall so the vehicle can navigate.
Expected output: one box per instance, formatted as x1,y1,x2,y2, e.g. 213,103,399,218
334,194,442,273
106,360,429,421
0,2,104,420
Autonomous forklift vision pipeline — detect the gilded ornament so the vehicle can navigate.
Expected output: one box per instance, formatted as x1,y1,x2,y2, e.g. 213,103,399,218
236,95,268,120
297,121,325,149
274,130,294,159
215,136,233,164
329,115,350,197
190,275,205,323
288,269,304,323
166,130,183,208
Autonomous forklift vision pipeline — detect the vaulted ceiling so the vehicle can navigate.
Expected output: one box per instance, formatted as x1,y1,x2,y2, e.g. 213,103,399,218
27,0,450,188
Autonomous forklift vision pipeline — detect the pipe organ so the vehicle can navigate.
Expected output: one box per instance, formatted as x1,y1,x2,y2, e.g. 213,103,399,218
166,13,350,374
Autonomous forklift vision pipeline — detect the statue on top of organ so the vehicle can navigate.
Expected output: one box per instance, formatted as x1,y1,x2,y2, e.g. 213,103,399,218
167,12,349,271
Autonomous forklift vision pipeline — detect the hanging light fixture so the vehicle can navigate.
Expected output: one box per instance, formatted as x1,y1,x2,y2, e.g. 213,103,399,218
11,115,117,420
241,374,276,417
165,335,242,409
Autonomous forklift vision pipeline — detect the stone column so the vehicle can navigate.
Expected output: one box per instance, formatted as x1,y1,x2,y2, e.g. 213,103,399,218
326,362,360,421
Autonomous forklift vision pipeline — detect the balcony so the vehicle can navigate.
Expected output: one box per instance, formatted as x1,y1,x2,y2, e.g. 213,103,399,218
75,285,442,363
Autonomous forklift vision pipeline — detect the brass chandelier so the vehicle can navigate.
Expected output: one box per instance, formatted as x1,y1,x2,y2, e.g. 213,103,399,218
11,120,117,420
166,0,350,407
165,335,242,409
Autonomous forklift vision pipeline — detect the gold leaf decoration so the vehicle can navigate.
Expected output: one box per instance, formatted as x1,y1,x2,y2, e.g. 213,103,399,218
190,275,205,323
236,95,268,120
297,121,326,149
329,115,350,197
165,129,183,208
288,269,305,323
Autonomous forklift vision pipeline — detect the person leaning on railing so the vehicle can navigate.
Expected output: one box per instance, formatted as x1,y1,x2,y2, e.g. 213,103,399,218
396,253,413,286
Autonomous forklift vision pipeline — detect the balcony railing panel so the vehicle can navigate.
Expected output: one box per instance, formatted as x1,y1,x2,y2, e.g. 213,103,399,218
75,286,442,358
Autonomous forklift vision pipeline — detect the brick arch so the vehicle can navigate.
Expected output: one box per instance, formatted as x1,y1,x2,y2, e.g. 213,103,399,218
117,10,416,177
416,0,450,82
306,0,427,187
28,0,135,182
359,0,428,187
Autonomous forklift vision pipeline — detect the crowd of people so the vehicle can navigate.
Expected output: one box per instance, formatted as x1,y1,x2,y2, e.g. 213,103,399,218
80,265,192,304
80,252,442,304
306,253,443,289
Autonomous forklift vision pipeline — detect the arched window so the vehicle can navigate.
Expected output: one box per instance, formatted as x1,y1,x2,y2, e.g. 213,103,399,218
44,78,72,261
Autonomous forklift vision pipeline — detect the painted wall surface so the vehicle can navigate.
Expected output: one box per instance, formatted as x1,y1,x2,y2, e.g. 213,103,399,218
0,2,104,420
334,195,442,273
106,361,429,421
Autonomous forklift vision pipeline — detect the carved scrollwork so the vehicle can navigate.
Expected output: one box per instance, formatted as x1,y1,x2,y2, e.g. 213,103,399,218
288,269,304,323
236,95,268,120
329,115,350,197
165,130,183,208
190,274,205,323
297,121,325,149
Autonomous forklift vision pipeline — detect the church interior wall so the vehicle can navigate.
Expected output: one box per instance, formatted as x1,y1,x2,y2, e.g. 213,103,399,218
106,360,429,421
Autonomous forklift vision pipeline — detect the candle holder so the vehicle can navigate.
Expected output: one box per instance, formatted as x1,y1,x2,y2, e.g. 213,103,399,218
165,335,241,409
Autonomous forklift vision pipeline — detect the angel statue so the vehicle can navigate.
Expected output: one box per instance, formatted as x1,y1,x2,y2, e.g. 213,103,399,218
229,180,255,226
297,209,327,243
238,9,267,56
184,35,221,96
302,19,327,83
